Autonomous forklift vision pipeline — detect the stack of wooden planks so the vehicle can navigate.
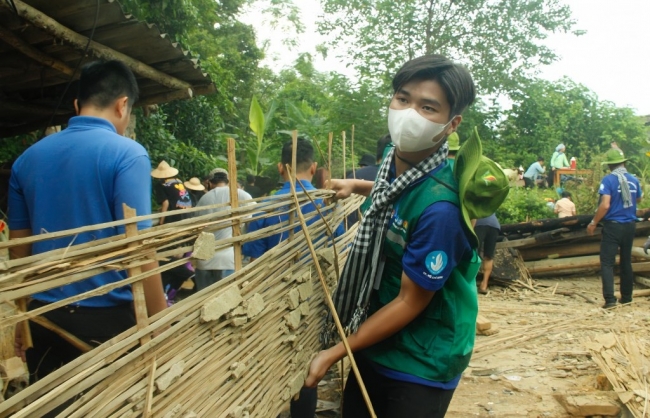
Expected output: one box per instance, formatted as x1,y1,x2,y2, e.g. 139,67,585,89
496,212,650,279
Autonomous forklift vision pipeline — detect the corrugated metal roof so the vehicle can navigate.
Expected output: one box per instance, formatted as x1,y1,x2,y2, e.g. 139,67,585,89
0,0,215,137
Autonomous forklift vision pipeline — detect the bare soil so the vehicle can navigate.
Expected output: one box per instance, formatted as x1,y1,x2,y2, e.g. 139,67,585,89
315,277,648,417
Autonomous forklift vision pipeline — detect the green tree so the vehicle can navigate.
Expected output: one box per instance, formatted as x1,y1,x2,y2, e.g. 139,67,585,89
318,0,581,94
497,78,648,169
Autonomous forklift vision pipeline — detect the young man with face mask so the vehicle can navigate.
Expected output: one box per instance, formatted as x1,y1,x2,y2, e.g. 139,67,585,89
304,55,484,417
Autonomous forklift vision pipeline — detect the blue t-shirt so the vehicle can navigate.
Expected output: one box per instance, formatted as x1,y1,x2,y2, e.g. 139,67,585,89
524,162,545,179
8,116,153,307
242,180,345,258
475,213,500,230
599,173,641,223
371,161,471,388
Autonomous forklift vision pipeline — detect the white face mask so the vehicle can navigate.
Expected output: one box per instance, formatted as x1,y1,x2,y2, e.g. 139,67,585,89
388,108,454,153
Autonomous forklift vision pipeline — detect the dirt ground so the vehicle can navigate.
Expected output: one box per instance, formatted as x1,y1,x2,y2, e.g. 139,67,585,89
314,276,648,417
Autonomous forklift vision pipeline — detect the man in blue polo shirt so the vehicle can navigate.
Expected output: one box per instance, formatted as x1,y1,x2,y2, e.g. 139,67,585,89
243,138,343,418
587,148,641,308
8,60,167,383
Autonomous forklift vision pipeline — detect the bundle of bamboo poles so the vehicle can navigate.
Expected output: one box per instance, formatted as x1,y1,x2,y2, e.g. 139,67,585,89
0,178,363,417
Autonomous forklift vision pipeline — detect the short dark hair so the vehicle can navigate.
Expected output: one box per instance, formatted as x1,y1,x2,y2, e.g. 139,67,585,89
246,174,255,184
77,60,139,109
210,172,228,185
537,156,545,162
391,55,476,118
281,138,314,172
561,191,572,198
377,134,392,161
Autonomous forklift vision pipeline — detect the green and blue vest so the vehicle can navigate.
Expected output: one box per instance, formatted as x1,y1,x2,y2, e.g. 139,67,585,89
363,163,481,382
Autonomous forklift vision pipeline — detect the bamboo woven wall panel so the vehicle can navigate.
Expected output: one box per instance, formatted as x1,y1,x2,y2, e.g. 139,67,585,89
0,191,362,417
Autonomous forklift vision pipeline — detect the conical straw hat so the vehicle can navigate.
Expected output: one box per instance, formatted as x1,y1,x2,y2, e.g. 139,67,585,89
151,161,179,178
184,177,205,191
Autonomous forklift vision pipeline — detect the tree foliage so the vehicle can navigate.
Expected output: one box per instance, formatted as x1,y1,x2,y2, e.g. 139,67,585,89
494,78,648,168
318,0,580,94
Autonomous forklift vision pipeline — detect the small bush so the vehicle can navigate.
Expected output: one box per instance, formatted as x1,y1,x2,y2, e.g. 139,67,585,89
495,187,554,224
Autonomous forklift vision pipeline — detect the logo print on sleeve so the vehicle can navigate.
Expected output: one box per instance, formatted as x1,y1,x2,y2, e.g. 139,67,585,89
425,251,448,276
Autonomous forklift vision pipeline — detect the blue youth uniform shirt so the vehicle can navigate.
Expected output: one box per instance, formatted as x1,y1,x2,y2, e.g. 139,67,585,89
242,180,345,258
8,116,153,307
599,173,641,223
370,160,472,389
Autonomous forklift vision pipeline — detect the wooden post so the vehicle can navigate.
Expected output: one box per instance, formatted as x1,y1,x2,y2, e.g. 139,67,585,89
227,138,242,272
122,204,150,346
16,298,32,354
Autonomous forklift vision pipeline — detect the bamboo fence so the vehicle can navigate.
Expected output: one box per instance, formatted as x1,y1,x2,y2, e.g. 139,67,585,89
0,187,363,417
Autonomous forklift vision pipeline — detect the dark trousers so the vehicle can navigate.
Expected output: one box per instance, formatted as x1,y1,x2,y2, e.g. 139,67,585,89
600,221,635,304
290,386,317,418
194,269,227,291
342,355,455,418
26,300,136,384
523,177,534,188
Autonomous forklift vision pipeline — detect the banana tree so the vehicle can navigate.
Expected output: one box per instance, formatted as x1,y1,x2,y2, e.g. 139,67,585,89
247,96,277,175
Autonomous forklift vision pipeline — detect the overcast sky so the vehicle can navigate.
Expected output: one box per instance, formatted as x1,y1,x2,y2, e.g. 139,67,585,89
243,0,650,115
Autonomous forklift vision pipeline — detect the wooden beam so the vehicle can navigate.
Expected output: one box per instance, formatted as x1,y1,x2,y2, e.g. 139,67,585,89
3,0,192,91
135,84,214,107
0,26,74,76
0,100,68,116
520,237,648,261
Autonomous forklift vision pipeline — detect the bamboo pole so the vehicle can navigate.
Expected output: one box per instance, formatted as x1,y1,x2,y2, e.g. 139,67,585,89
29,316,92,353
342,131,348,230
122,204,150,346
227,138,242,272
2,0,192,91
342,131,347,180
0,26,74,76
351,125,356,178
328,132,333,184
286,164,377,418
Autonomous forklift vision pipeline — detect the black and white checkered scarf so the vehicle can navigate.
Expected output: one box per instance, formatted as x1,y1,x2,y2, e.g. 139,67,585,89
324,143,449,344
611,166,633,208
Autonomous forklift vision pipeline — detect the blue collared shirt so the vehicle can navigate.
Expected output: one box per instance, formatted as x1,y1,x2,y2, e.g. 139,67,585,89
8,116,153,307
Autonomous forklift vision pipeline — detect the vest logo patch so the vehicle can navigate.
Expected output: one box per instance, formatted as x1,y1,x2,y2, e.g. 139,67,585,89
482,171,497,185
425,251,447,276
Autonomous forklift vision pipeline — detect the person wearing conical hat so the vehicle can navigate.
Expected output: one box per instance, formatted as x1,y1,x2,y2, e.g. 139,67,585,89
183,177,206,206
587,148,642,309
151,161,192,224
